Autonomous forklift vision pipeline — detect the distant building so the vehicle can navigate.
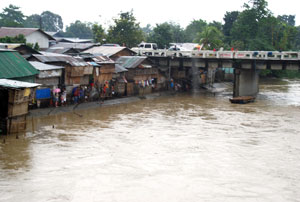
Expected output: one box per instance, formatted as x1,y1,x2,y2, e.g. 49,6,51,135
46,42,95,55
0,43,40,59
0,27,55,50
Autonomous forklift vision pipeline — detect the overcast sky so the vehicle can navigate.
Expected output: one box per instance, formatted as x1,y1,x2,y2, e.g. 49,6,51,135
1,0,299,29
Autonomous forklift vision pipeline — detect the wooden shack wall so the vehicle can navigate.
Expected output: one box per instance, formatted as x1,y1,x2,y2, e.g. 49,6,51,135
111,49,134,60
7,115,26,134
35,77,60,86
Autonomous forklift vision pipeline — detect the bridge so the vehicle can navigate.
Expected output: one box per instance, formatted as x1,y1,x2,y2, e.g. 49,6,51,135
134,49,300,98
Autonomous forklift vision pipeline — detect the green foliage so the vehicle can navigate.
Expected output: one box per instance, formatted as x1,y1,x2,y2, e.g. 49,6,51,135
142,24,153,40
33,42,40,51
185,19,207,42
260,69,300,78
278,15,295,26
65,20,93,39
0,34,26,43
24,14,41,28
150,23,173,48
0,4,25,27
106,11,144,47
223,11,239,43
196,26,224,50
40,11,63,31
92,23,106,43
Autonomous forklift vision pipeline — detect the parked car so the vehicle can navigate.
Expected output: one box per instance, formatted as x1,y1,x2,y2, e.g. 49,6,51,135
164,46,190,57
131,42,158,56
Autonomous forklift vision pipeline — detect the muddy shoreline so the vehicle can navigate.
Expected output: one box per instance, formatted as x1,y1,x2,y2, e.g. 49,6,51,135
28,92,170,118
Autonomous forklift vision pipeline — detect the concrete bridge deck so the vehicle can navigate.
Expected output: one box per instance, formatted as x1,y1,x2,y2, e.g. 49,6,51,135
134,49,300,61
136,49,300,98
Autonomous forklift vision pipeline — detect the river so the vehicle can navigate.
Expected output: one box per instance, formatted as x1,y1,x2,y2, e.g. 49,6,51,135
1,78,300,202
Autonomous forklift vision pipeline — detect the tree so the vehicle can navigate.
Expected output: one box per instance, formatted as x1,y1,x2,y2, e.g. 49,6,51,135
24,11,63,31
277,15,295,26
209,21,222,32
106,11,144,47
150,23,173,48
92,23,106,43
142,24,153,41
0,34,26,43
184,19,207,42
223,11,239,45
40,11,63,32
196,26,224,50
24,14,41,28
65,20,93,39
230,0,271,50
0,4,25,27
169,22,186,43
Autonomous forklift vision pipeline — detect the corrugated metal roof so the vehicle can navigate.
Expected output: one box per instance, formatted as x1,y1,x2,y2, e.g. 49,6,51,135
29,61,64,71
45,47,79,54
0,27,55,40
31,52,90,67
0,50,39,79
116,56,149,69
93,56,115,64
115,64,128,73
0,79,40,89
83,46,134,57
48,42,95,50
55,38,94,43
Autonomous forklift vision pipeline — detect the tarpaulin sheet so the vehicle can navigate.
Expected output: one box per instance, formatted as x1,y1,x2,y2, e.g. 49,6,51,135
36,88,51,99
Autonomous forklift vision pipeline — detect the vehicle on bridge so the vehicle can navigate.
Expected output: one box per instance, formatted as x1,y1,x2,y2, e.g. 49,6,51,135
164,45,190,57
131,42,158,56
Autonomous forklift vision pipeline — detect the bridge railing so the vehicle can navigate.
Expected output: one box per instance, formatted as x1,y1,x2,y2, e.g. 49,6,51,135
132,49,300,61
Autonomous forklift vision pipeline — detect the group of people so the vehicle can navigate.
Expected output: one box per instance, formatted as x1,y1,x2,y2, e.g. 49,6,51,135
50,80,117,107
52,88,67,107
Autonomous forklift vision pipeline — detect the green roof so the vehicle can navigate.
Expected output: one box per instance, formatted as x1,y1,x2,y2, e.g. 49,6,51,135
0,50,39,79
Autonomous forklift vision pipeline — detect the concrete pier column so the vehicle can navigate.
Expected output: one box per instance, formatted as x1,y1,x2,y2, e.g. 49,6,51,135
233,69,259,97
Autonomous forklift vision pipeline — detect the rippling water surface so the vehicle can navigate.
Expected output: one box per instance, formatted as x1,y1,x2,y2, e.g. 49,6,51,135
1,79,300,202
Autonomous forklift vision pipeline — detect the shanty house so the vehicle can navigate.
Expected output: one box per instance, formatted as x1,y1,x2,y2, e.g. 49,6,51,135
0,43,40,59
0,49,39,83
116,56,161,96
0,79,40,135
29,61,64,87
83,46,135,60
29,52,93,86
46,42,95,55
90,56,116,85
0,27,55,50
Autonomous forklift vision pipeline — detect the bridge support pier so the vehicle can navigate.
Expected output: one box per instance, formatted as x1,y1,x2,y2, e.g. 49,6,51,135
233,69,259,97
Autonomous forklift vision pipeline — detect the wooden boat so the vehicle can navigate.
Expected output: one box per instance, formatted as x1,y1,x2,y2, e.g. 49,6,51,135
229,96,256,104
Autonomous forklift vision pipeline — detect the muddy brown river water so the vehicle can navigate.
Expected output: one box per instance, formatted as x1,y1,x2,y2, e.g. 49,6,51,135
1,78,300,202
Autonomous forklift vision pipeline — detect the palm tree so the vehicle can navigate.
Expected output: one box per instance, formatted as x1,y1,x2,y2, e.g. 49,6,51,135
195,26,224,50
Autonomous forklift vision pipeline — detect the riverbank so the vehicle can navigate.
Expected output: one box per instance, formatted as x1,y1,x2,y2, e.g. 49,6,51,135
28,92,169,118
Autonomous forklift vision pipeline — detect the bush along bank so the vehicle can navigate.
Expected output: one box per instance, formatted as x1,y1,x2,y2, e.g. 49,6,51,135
260,70,300,79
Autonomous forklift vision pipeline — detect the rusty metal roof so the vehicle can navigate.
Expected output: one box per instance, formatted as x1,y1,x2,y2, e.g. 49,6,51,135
31,52,90,67
0,27,55,40
0,50,39,79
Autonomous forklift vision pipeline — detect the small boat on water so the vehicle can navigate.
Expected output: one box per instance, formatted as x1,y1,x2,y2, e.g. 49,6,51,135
229,96,256,104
